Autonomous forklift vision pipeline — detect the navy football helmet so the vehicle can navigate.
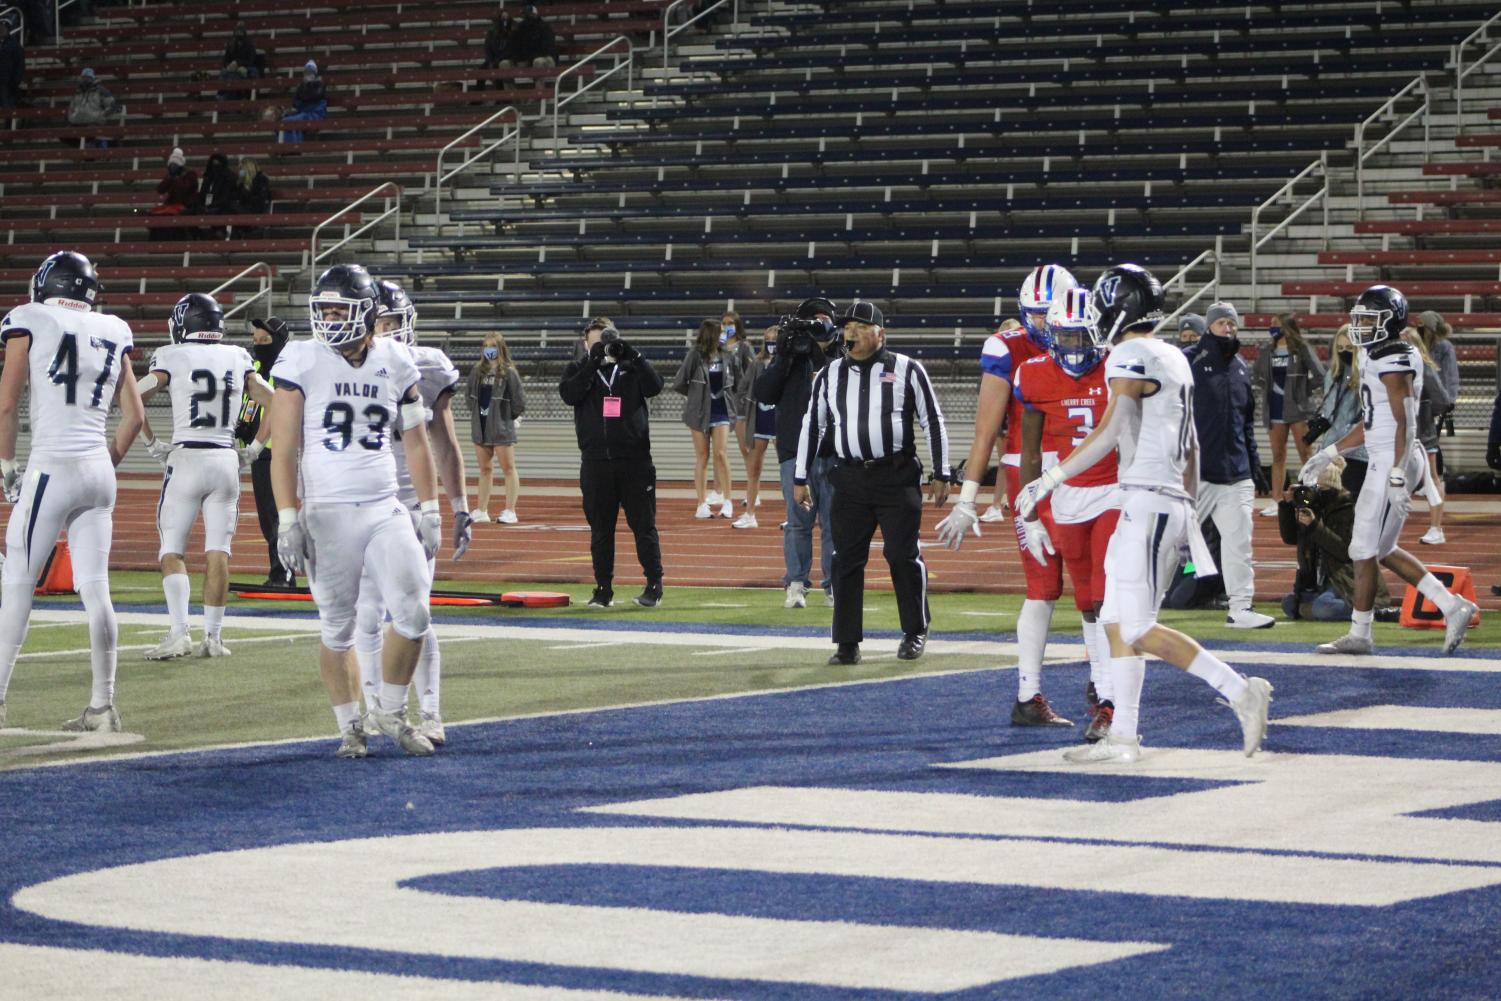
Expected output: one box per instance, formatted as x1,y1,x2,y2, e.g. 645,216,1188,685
1089,264,1164,346
168,293,225,344
32,251,102,310
308,264,379,347
1348,285,1407,348
374,279,417,346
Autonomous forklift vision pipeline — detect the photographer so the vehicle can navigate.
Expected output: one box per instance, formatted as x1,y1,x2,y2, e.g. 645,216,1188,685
559,324,665,609
754,296,842,609
1278,456,1391,621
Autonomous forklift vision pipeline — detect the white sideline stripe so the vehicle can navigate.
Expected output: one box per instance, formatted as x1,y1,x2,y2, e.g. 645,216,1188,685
546,642,626,651
0,943,696,1001
17,632,314,660
1276,705,1501,735
691,646,767,657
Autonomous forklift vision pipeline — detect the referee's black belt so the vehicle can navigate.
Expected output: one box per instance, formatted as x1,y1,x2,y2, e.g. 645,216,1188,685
838,451,913,470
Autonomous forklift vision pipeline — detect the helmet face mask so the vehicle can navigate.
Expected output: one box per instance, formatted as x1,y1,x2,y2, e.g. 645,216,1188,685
32,251,103,311
1045,287,1102,376
168,293,225,344
309,264,378,349
1018,264,1077,349
1348,285,1407,348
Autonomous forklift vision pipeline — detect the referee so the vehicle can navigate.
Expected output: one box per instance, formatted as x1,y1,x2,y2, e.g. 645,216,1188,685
794,301,951,665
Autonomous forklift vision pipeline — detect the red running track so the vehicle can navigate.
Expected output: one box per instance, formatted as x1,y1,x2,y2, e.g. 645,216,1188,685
96,478,1501,609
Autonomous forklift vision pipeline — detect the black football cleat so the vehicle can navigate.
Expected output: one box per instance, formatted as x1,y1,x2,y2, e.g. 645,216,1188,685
1084,701,1114,743
1011,693,1075,727
896,632,927,661
828,642,861,666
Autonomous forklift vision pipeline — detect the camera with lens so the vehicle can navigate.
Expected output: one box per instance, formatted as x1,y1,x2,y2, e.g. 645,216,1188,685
1290,484,1317,510
598,325,628,360
1301,415,1332,446
777,315,829,356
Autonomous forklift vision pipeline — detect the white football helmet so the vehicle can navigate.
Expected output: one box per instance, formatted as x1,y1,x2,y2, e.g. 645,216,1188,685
1018,264,1077,347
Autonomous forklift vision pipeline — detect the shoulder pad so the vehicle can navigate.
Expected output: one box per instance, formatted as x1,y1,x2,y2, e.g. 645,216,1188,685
1367,340,1412,361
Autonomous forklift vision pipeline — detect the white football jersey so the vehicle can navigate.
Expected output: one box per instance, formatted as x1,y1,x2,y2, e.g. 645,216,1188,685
149,341,255,447
1359,340,1422,460
393,344,460,506
1104,335,1196,492
271,336,420,504
0,301,134,461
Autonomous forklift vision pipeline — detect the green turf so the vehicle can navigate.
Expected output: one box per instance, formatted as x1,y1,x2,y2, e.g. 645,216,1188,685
0,734,69,750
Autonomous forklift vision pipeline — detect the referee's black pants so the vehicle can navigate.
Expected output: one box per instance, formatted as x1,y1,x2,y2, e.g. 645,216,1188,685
580,456,664,589
250,449,291,583
830,454,929,644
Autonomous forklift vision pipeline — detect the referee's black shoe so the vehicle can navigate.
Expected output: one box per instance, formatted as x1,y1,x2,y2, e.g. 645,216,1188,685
633,581,663,608
828,643,861,666
897,632,927,660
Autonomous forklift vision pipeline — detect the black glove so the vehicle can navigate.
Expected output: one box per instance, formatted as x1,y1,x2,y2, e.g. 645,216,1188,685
1251,464,1272,494
588,340,607,366
613,340,640,363
1488,442,1501,471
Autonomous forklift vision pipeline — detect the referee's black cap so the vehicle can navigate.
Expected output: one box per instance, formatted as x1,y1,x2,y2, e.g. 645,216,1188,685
838,300,884,328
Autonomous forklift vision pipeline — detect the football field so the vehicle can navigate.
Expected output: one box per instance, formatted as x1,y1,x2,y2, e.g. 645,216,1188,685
1,576,1500,999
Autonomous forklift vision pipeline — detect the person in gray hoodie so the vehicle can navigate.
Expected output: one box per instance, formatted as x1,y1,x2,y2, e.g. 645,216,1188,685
673,318,742,519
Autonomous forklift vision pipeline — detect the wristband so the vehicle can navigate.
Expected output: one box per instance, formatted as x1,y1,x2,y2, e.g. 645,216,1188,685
450,496,468,516
420,499,441,515
958,479,981,504
277,507,298,530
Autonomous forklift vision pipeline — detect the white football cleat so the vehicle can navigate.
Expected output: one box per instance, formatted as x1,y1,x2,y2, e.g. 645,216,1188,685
784,582,807,609
732,512,758,529
336,722,368,759
1226,609,1276,629
1063,734,1141,764
62,704,121,733
418,710,446,746
197,636,231,658
1444,598,1478,655
978,504,1007,523
469,509,491,524
1317,633,1374,655
367,707,434,756
694,503,712,519
1224,675,1274,757
498,509,518,525
145,632,194,661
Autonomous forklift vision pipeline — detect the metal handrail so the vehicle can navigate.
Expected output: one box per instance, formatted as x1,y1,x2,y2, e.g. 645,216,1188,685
552,35,634,151
1455,10,1501,132
309,181,402,277
1,6,23,42
1155,245,1221,333
1248,153,1330,312
209,261,275,322
664,0,738,69
433,105,521,220
53,0,79,44
1354,75,1429,218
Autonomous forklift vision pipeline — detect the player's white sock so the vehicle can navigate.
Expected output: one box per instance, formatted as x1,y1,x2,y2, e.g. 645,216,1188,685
1187,649,1248,702
203,605,225,641
79,580,118,708
162,573,190,638
0,571,35,703
1350,608,1375,641
380,682,409,716
1016,599,1055,702
354,635,383,712
1417,574,1461,617
1108,656,1146,742
1082,619,1112,701
413,626,441,715
332,701,360,734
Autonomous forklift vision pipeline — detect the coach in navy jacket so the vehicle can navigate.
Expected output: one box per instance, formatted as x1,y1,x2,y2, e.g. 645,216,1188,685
1184,302,1275,629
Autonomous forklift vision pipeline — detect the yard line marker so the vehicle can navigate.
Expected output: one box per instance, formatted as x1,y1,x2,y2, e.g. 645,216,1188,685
692,646,768,657
546,641,626,651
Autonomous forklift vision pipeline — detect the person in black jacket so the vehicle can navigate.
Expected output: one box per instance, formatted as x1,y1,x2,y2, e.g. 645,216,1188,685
1184,302,1275,629
504,4,558,67
477,10,515,90
753,296,841,608
559,323,665,609
236,316,294,586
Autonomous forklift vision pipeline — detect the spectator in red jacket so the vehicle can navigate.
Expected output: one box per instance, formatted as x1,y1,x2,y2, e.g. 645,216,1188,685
151,147,198,240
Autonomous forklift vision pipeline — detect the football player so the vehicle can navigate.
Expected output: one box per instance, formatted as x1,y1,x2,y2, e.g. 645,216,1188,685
0,251,144,732
937,264,1077,727
1013,287,1121,742
138,293,273,660
268,264,443,759
1018,265,1273,764
1301,286,1477,655
352,278,472,746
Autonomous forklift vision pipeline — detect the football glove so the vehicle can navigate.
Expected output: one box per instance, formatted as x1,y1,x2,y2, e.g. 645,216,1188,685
1299,444,1339,486
1018,516,1055,567
1386,468,1410,507
417,505,442,561
276,511,309,575
451,510,473,561
238,440,265,471
1016,466,1066,520
934,500,980,550
0,459,20,504
147,438,174,466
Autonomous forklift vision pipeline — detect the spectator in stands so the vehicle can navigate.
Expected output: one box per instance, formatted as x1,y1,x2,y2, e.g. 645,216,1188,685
1185,301,1275,629
1409,327,1453,546
477,9,515,90
151,147,198,240
230,156,272,214
66,67,117,146
732,325,777,530
502,3,558,68
0,10,22,110
1278,456,1392,621
195,152,235,214
219,22,260,99
1177,312,1206,349
466,333,525,525
1314,324,1368,498
722,310,756,512
1252,313,1323,516
281,60,327,143
674,318,740,520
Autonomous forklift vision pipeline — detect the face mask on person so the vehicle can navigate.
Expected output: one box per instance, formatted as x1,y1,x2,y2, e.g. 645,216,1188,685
1269,326,1283,342
1338,350,1353,368
765,340,777,356
724,324,736,338
718,329,729,346
483,346,499,361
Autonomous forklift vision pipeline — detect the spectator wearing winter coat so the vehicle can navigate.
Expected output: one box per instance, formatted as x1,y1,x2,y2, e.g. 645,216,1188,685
151,147,197,239
1315,325,1368,498
503,4,558,67
195,152,235,214
281,60,326,143
218,23,260,99
466,333,526,525
477,10,515,89
1184,301,1275,629
1251,313,1324,512
1410,327,1454,546
673,319,743,519
66,68,117,145
230,156,272,214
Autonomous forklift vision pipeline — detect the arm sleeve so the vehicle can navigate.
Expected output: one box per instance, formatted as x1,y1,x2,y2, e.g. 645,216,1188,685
908,359,951,479
794,366,829,484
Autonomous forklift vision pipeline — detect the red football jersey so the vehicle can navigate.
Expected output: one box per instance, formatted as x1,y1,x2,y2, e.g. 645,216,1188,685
979,325,1050,457
1012,354,1117,487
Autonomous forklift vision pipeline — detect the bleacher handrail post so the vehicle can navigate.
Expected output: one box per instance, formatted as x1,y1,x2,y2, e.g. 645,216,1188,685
1455,10,1501,133
309,181,403,283
52,0,79,44
209,262,275,322
1354,74,1429,220
663,0,738,70
433,105,521,221
1249,156,1328,312
1155,248,1219,333
552,36,634,153
0,6,23,44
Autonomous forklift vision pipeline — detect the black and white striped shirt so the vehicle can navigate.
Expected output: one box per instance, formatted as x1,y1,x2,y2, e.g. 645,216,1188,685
794,349,950,484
